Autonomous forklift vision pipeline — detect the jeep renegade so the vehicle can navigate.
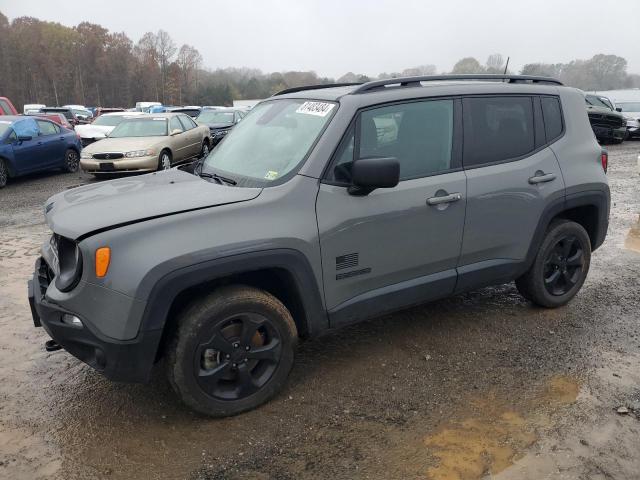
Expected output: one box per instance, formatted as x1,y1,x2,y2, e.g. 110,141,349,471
28,75,610,416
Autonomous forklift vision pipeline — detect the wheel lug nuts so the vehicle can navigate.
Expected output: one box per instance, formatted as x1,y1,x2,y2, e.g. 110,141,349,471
232,363,237,368
244,358,248,363
245,346,250,351
225,354,230,359
233,342,239,348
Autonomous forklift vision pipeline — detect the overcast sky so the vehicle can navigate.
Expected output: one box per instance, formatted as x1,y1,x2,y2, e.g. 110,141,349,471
2,0,639,78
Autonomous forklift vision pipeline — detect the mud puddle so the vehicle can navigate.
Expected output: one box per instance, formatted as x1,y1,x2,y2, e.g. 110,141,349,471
625,215,640,253
417,375,579,480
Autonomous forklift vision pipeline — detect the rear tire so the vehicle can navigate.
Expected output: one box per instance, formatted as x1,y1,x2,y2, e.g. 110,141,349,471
0,158,7,188
167,285,297,417
516,220,591,308
63,149,79,173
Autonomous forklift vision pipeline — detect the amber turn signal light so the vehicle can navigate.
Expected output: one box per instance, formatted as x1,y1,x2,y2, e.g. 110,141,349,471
95,247,111,278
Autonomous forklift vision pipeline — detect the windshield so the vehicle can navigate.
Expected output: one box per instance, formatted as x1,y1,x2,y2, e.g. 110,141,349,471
617,102,640,112
92,115,129,127
202,99,336,186
109,118,168,138
0,121,11,136
585,95,611,109
198,111,235,123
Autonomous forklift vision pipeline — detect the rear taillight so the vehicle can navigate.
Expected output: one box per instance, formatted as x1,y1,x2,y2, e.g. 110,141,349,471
601,151,608,173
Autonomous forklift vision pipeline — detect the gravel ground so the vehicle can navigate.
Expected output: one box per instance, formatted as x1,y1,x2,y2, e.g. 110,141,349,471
0,144,639,480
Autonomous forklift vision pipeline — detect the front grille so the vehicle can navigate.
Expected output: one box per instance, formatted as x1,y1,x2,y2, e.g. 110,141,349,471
92,153,124,160
588,113,624,129
37,258,55,295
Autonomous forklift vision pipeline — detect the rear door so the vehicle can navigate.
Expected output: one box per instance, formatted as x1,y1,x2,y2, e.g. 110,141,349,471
316,98,467,327
456,95,565,290
36,120,66,167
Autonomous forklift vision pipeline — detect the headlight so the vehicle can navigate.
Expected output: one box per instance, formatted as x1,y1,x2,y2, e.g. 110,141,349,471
125,149,155,158
80,152,93,159
52,235,83,292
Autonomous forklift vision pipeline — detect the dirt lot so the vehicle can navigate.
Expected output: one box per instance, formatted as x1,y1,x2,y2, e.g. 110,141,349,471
1,145,639,480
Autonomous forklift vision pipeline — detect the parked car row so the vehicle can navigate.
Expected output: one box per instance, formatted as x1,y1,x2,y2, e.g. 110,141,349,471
584,89,640,143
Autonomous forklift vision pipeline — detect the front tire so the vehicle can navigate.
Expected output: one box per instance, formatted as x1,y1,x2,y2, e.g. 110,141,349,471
0,158,7,188
200,141,210,159
167,285,298,416
63,149,79,173
516,220,591,308
158,150,172,171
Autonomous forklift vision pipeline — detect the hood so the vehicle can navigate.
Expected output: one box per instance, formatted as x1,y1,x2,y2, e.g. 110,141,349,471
44,169,262,240
74,124,114,139
586,105,623,118
82,136,164,153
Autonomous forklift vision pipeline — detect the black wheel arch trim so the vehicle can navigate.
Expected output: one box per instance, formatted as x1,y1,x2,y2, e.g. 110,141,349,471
138,248,327,343
524,185,609,272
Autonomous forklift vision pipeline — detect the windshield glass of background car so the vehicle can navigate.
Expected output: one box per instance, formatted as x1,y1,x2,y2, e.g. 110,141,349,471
618,102,640,112
109,118,168,138
586,95,610,109
93,115,128,127
202,99,336,185
198,111,235,123
0,121,11,137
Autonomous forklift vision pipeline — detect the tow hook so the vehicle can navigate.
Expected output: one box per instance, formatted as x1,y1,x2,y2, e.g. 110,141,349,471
45,340,62,352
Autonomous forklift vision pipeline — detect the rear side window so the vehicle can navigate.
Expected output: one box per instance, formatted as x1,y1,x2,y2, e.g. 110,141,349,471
170,116,183,132
463,96,535,167
179,115,197,130
541,96,563,142
37,120,59,136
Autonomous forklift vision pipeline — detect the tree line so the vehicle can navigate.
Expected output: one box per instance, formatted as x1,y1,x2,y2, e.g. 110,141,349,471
1,12,638,111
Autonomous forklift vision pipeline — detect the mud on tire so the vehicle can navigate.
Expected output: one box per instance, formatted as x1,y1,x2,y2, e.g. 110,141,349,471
167,285,298,417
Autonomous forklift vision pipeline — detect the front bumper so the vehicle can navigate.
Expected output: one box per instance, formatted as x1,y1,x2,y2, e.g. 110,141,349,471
210,129,230,145
592,125,626,142
28,257,161,383
80,155,157,173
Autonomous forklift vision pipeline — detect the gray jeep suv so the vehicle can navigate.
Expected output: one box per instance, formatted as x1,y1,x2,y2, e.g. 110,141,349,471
28,75,610,416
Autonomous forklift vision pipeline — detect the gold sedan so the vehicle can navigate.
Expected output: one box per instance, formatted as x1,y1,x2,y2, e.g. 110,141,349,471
80,113,211,176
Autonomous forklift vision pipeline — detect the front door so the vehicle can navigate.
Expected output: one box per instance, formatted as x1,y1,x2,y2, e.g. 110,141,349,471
316,98,467,327
11,118,44,174
169,116,190,161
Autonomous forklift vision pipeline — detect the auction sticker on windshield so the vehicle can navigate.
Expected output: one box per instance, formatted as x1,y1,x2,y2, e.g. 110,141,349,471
296,102,335,117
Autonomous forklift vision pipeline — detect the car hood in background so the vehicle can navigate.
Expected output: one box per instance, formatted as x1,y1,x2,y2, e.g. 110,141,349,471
202,122,234,129
74,124,114,139
44,169,262,240
82,136,165,153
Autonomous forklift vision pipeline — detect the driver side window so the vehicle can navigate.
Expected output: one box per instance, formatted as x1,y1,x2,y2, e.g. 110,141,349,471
170,116,183,133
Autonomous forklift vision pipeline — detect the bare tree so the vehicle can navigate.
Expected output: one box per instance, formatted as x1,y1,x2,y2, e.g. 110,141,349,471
156,30,176,103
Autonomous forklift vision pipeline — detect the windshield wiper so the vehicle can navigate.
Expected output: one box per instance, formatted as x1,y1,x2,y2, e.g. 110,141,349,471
198,171,237,186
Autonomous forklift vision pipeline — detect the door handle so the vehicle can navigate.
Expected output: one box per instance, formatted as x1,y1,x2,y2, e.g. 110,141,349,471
528,172,556,184
37,141,43,145
427,192,462,206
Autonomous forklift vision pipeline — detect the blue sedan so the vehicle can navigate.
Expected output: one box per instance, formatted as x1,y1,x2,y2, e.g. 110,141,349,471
0,116,82,188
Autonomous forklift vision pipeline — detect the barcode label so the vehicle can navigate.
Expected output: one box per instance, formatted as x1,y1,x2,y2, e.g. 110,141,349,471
296,101,335,117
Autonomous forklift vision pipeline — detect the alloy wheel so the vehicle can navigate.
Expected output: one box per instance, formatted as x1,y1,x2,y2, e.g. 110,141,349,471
194,313,282,400
66,150,79,172
543,235,585,296
201,143,210,158
0,160,7,187
161,153,171,170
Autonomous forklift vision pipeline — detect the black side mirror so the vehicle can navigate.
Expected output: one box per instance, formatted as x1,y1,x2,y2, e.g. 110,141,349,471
348,157,400,196
17,135,32,142
615,107,622,112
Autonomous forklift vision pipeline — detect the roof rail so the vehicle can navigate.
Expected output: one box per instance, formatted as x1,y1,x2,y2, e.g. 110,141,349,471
351,74,563,94
273,82,362,96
